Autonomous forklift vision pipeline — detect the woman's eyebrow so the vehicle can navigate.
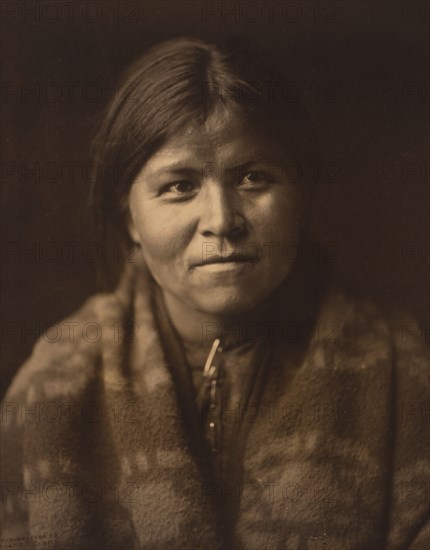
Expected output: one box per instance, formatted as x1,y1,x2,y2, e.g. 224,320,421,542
226,159,285,172
147,157,286,178
146,164,202,177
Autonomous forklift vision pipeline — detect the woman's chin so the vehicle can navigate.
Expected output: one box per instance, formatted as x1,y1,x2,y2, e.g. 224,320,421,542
186,269,289,318
191,288,268,318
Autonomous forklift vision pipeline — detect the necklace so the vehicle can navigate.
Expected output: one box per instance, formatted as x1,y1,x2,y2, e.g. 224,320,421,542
199,337,224,453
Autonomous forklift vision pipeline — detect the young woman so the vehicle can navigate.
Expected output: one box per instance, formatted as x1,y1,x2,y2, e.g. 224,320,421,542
1,37,428,550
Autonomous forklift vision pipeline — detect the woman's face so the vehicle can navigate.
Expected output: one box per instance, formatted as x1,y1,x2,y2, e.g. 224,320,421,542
128,111,304,317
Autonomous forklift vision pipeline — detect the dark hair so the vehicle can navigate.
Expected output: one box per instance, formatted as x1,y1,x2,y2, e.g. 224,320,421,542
90,36,317,281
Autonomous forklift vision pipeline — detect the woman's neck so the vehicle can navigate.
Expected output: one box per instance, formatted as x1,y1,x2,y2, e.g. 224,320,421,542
161,289,275,350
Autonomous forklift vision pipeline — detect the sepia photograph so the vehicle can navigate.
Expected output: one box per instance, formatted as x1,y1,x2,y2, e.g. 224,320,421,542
1,1,429,549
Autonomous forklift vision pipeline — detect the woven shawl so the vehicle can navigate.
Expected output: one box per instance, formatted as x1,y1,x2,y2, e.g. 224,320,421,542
1,260,429,549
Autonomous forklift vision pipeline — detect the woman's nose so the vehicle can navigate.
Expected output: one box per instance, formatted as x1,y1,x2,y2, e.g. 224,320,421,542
198,183,246,238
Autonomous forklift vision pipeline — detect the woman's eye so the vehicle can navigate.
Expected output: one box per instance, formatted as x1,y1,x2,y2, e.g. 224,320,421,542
240,170,274,187
163,181,197,196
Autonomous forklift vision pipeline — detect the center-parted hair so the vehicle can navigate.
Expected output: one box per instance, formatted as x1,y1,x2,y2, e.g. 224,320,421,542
90,36,317,274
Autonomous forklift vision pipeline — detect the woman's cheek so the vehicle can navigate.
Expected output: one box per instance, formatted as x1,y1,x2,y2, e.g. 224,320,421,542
140,227,179,265
256,192,301,240
139,215,191,272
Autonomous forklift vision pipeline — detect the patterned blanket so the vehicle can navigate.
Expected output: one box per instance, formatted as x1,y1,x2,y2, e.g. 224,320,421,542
1,260,429,549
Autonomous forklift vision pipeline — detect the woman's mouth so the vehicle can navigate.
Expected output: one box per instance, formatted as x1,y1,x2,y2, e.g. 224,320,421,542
194,261,253,272
192,252,259,268
190,253,259,276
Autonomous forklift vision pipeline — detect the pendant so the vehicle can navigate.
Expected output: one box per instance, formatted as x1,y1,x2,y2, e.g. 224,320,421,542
202,338,223,453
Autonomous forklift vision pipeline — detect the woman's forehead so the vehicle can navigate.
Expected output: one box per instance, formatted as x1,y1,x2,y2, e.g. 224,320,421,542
140,114,286,177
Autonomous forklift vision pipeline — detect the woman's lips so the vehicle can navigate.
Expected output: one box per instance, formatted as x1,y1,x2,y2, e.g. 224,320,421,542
191,252,259,268
192,260,256,274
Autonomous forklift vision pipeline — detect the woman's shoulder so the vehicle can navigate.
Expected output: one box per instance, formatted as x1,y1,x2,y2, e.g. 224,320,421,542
3,290,128,404
317,293,430,547
317,284,429,380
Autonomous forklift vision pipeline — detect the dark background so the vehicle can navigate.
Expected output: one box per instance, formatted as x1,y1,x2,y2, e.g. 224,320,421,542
1,0,429,398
